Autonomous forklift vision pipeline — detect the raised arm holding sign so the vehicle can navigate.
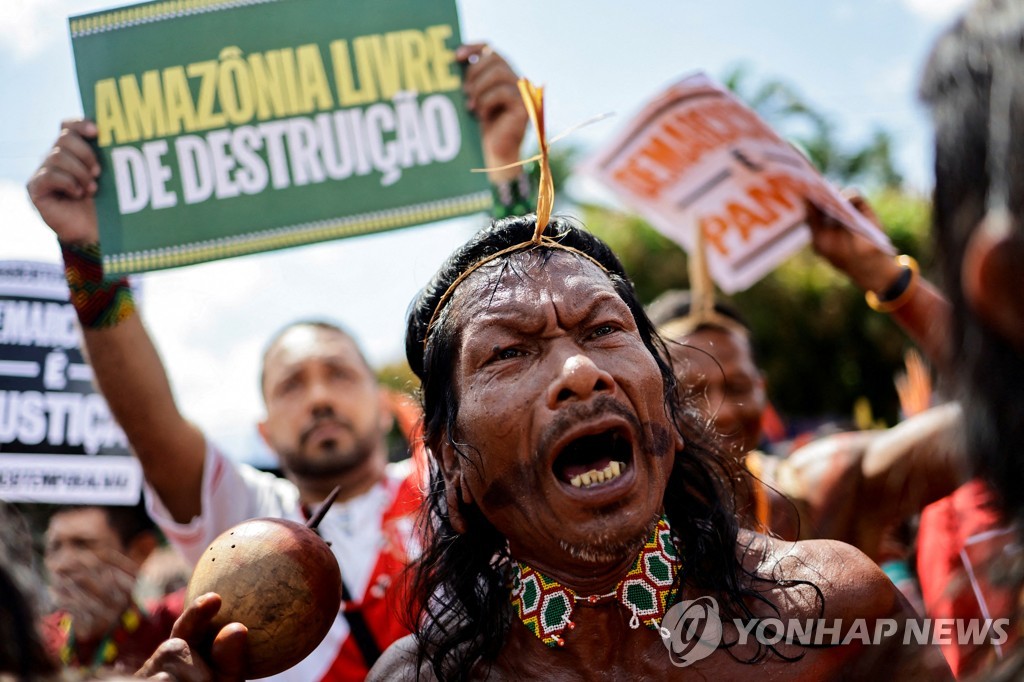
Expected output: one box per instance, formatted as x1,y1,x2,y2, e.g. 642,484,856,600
805,192,952,368
27,38,529,681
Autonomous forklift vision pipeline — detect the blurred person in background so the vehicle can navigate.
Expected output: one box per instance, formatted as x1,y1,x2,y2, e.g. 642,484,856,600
648,287,963,568
0,499,243,682
912,0,1024,674
40,502,184,676
794,1,1024,672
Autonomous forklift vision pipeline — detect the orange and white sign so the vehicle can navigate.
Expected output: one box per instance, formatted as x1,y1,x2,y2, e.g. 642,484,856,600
583,73,892,293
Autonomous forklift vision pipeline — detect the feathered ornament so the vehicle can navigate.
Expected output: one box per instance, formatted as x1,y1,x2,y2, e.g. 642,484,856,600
423,78,613,348
895,348,933,418
517,79,553,242
473,77,612,239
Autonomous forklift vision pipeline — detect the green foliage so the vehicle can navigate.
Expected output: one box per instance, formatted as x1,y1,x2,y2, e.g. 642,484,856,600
870,189,933,257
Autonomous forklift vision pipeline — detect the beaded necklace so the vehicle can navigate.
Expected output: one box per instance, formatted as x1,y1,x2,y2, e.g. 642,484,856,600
510,516,681,648
58,600,144,672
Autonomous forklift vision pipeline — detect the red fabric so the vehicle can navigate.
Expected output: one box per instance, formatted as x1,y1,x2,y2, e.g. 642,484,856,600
321,473,423,680
917,480,1017,677
759,401,787,444
315,394,427,680
42,588,184,674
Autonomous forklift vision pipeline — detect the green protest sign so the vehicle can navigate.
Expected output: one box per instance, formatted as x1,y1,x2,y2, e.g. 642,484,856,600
70,0,490,275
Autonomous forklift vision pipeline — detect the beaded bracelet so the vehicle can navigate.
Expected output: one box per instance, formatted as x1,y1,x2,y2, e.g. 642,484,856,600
491,170,534,220
60,242,136,328
865,254,920,314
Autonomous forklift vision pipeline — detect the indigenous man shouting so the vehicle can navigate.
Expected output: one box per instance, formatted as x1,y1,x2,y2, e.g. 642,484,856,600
369,216,950,680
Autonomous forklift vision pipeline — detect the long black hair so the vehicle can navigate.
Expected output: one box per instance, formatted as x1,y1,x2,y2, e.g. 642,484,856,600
404,215,817,679
920,0,1024,527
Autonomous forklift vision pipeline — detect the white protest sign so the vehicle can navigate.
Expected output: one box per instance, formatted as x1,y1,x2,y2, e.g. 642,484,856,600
0,261,140,505
582,73,893,293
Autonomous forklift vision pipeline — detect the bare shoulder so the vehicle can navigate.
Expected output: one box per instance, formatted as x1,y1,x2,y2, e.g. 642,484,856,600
369,634,500,681
732,531,951,678
368,634,431,681
739,530,903,620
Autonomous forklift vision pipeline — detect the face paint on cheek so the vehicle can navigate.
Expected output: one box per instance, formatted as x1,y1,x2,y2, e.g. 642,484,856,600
481,478,517,510
647,423,675,459
480,464,545,511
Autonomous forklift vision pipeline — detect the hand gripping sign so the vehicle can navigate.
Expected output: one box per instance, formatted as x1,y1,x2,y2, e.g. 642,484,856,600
582,73,892,293
69,0,489,275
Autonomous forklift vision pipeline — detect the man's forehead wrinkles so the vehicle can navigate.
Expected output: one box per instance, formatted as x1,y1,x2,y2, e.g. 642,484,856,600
446,252,628,355
457,266,618,315
460,306,549,344
451,276,551,336
460,249,609,292
460,288,624,341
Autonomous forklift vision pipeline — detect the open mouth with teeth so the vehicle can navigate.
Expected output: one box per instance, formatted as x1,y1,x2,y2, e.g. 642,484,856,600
553,429,634,490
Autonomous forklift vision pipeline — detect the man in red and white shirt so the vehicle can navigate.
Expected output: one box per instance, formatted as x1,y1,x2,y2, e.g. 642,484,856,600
144,323,427,681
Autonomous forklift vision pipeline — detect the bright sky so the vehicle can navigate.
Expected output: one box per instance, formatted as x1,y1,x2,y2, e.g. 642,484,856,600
1,0,972,462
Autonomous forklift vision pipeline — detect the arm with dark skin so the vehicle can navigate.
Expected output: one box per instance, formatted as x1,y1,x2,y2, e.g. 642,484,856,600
806,193,952,369
25,47,528,525
772,402,965,562
854,401,965,556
